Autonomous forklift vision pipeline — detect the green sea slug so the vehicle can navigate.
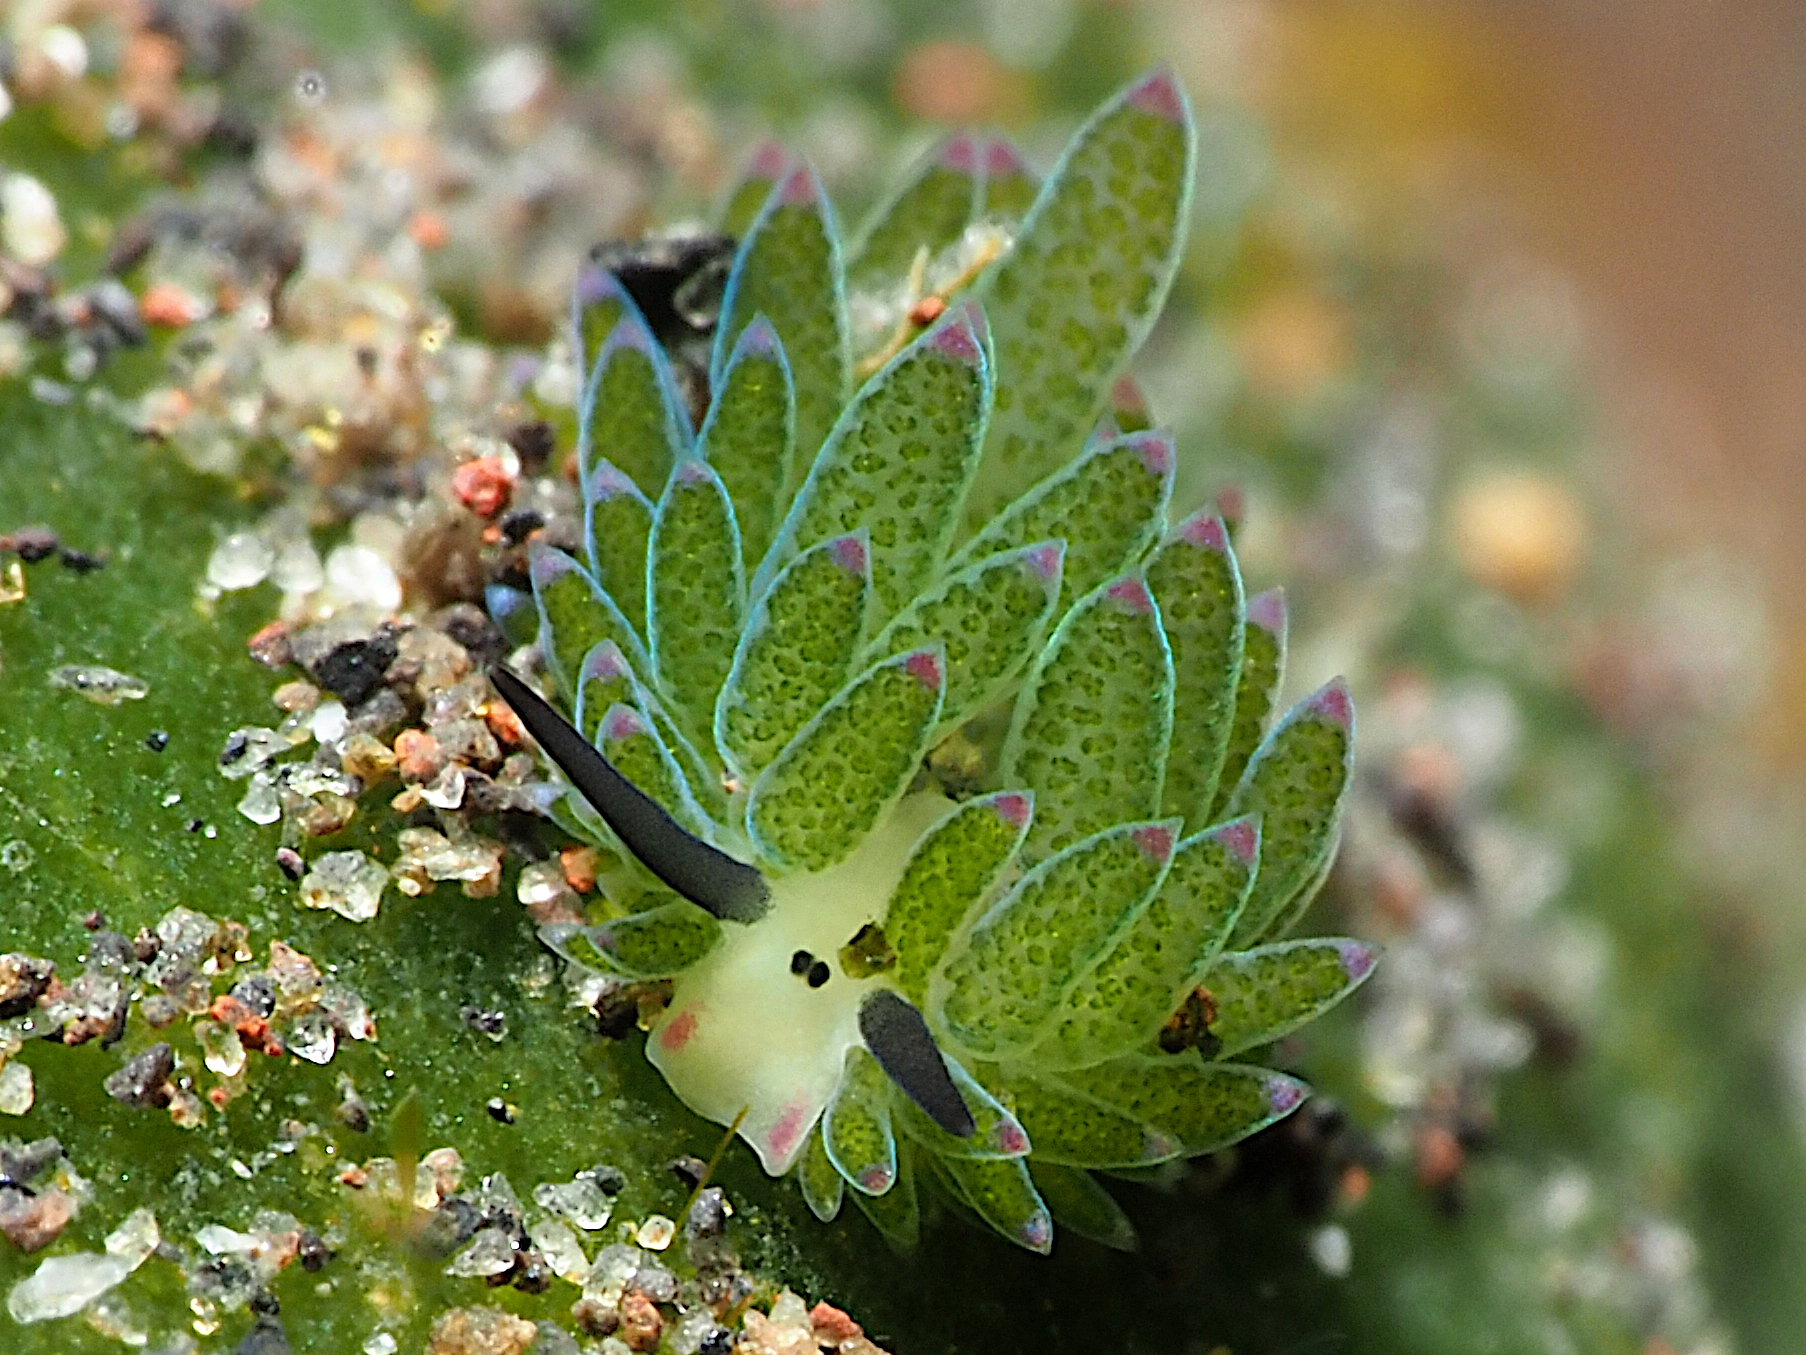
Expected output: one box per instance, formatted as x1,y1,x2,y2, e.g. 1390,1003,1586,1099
496,68,1374,1253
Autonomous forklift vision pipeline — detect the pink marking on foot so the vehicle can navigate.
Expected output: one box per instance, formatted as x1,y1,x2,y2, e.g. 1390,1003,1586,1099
1125,430,1174,476
1177,511,1229,553
659,1003,702,1054
995,1121,1030,1156
581,641,631,683
1309,678,1354,730
984,136,1028,179
858,1165,895,1194
778,165,819,207
928,312,983,364
1127,67,1187,124
766,1100,811,1164
745,139,791,181
1022,541,1065,582
1212,816,1260,865
1132,824,1175,862
1265,1077,1306,1117
940,133,979,175
601,704,645,742
1019,1211,1053,1254
1105,576,1154,614
1111,374,1149,421
991,792,1032,829
1338,939,1377,982
827,532,868,576
1246,587,1287,636
904,649,943,690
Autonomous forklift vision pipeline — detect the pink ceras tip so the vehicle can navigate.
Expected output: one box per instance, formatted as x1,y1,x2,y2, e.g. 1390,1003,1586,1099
1309,678,1354,730
827,534,867,575
575,264,622,307
1338,940,1377,982
1266,1078,1306,1116
904,650,943,689
1126,430,1174,476
602,706,644,742
940,133,979,175
928,314,983,364
1132,824,1175,862
1246,587,1286,635
676,459,713,485
588,462,636,500
1213,817,1259,865
1111,374,1149,419
1106,577,1154,614
995,1121,1030,1156
745,140,790,181
1178,512,1229,553
778,165,819,207
736,316,780,356
530,546,575,583
1019,1212,1052,1254
991,792,1032,829
1022,541,1064,582
984,136,1027,179
583,643,630,682
1126,67,1187,124
605,313,653,352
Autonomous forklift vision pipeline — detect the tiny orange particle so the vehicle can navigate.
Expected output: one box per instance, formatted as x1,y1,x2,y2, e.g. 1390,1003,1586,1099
810,1302,865,1344
483,701,527,749
394,728,446,783
1413,1122,1465,1191
907,295,947,328
451,456,514,519
407,210,450,251
139,281,204,328
560,844,599,895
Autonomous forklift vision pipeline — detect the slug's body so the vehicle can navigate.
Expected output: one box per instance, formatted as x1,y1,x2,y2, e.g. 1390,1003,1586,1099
496,68,1375,1252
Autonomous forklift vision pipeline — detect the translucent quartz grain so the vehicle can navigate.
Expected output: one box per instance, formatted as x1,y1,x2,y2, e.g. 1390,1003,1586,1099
298,851,387,922
206,532,274,592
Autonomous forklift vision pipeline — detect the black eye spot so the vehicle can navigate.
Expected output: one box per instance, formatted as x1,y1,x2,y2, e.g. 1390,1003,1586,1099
790,950,813,976
806,960,830,989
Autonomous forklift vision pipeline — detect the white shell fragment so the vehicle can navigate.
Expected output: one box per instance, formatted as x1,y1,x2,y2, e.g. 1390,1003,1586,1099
206,531,276,592
7,1253,132,1324
1,173,66,267
0,1060,33,1115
